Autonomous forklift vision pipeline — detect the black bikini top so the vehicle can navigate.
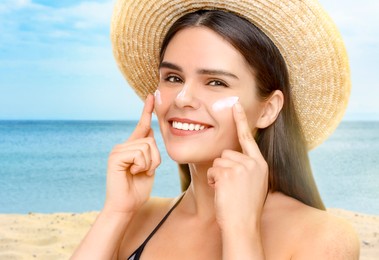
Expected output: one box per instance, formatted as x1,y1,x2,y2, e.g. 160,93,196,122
127,194,185,260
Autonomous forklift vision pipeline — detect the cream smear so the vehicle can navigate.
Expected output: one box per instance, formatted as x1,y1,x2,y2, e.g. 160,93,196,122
211,96,239,112
154,89,162,105
176,85,188,100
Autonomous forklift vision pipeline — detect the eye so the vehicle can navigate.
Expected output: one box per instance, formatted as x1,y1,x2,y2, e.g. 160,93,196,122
208,80,228,88
165,75,183,84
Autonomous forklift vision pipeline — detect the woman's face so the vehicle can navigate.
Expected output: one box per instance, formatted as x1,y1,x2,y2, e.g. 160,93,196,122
155,27,265,164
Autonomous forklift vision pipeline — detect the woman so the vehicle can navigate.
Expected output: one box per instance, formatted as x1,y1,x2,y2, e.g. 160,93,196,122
72,0,359,259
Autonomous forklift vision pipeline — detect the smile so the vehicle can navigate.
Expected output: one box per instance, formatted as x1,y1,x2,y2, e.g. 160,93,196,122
172,121,206,131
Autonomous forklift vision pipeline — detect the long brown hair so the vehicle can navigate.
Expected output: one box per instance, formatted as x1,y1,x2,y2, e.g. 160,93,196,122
160,10,325,210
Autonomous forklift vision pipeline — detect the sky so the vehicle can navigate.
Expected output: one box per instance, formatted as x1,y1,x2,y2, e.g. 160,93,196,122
0,0,378,120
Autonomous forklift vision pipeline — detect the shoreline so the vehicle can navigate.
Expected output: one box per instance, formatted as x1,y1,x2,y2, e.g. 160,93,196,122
0,209,378,259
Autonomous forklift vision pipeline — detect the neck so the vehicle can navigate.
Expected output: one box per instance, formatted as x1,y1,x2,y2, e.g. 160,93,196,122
181,162,216,220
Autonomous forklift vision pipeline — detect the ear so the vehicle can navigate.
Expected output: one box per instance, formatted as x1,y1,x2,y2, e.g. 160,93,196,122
256,90,284,129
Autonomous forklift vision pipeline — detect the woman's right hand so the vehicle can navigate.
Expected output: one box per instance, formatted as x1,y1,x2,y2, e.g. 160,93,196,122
104,94,161,214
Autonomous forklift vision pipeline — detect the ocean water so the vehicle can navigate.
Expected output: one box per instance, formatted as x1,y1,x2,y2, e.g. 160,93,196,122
0,120,378,215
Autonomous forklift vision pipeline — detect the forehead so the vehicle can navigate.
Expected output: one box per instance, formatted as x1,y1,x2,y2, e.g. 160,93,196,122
162,27,249,70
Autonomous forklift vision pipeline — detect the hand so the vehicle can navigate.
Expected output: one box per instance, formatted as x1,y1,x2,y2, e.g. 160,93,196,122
104,94,161,214
207,101,269,232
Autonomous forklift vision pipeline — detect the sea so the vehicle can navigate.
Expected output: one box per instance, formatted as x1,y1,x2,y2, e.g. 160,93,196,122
0,120,378,215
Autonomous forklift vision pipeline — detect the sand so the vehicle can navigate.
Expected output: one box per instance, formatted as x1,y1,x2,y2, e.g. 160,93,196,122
0,209,377,259
0,212,97,259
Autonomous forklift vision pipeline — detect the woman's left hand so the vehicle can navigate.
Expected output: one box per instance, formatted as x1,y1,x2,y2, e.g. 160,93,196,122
207,101,269,234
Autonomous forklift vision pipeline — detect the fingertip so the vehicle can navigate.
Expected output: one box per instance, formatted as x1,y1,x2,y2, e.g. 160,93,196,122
148,93,155,104
143,93,155,112
232,101,244,122
233,100,243,112
146,93,153,100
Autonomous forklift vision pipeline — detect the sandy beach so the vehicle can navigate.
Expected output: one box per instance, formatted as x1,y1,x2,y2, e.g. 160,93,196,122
0,209,378,259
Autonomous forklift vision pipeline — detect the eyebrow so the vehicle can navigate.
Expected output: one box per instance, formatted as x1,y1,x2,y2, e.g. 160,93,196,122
197,69,239,79
159,61,183,72
159,61,239,80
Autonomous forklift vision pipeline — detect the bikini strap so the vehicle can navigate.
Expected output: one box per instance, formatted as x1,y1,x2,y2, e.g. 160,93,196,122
128,193,185,259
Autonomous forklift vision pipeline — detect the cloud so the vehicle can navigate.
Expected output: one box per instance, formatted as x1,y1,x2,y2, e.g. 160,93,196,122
31,1,113,30
320,0,379,47
0,0,115,75
0,0,32,12
0,0,117,92
0,0,113,46
61,2,113,29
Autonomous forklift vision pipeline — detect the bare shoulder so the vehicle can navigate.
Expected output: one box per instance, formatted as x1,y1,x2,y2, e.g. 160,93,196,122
117,196,177,258
265,192,360,259
295,206,360,259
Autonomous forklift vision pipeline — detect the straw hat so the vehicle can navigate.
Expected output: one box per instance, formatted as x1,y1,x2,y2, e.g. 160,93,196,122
110,0,350,150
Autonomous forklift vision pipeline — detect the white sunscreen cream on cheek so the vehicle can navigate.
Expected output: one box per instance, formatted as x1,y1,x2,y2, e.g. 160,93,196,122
154,89,162,106
211,96,239,112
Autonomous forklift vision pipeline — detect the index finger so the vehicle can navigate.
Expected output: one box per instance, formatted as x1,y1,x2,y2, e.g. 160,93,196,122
128,94,155,141
232,101,261,157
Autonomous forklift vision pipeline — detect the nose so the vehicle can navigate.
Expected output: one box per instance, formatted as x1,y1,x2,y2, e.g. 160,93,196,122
174,83,201,109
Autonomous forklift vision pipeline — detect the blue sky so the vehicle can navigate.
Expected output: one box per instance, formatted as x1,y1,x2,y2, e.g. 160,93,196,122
0,0,378,120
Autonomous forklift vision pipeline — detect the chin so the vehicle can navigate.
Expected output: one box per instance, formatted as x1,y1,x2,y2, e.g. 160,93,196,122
166,145,219,164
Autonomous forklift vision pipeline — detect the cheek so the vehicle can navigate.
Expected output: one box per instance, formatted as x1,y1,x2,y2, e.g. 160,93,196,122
211,96,239,112
215,109,241,152
209,96,240,131
209,96,239,131
154,88,172,117
243,101,264,131
210,96,240,144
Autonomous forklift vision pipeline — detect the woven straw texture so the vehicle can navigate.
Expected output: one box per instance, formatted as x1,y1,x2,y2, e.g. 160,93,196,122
110,0,350,150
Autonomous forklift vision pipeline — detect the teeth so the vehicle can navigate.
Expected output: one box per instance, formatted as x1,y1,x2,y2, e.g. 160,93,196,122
172,121,206,131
